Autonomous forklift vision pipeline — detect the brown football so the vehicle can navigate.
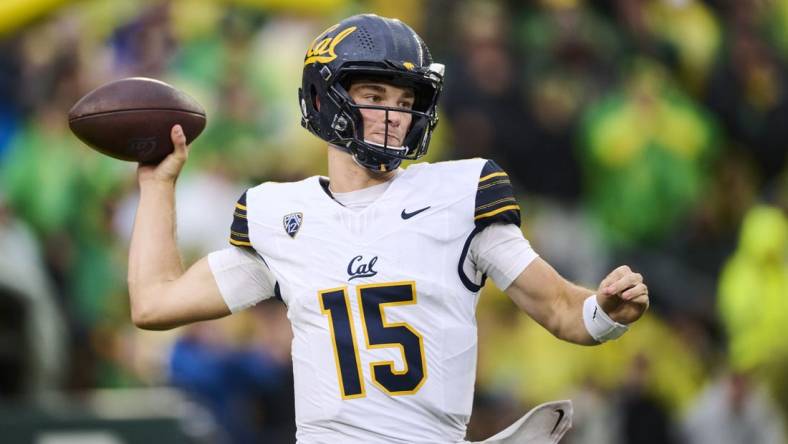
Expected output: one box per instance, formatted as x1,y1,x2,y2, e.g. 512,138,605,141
68,77,206,163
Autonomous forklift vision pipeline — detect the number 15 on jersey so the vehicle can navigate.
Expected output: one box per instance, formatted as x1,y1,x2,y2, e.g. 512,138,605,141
318,281,427,399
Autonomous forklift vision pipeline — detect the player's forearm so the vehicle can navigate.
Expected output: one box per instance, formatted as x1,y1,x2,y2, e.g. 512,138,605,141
552,282,598,346
507,259,598,346
127,179,185,322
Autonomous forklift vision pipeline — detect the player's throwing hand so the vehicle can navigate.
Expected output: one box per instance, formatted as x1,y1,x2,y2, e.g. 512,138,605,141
596,265,649,325
137,124,191,185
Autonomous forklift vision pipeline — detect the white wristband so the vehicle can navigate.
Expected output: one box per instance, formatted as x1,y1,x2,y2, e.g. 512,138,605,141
582,294,629,343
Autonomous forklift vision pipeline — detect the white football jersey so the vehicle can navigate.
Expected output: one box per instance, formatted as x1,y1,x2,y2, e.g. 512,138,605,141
221,158,525,443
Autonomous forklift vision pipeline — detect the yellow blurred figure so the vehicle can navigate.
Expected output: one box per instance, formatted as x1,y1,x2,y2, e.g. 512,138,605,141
0,0,68,36
718,205,788,372
644,0,721,94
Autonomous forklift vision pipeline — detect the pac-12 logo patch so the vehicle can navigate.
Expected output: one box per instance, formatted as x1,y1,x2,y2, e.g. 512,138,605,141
283,212,303,238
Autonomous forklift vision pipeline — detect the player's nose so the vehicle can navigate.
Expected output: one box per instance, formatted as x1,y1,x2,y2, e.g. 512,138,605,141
385,108,405,127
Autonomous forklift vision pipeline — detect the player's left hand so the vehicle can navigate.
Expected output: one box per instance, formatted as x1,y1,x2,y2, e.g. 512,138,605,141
596,265,649,325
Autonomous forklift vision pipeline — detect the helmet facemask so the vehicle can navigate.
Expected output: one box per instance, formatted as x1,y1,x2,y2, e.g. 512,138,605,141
319,67,441,172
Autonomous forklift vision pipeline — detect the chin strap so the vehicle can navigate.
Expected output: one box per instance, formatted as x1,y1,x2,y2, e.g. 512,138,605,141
356,152,402,172
328,139,405,172
349,141,403,172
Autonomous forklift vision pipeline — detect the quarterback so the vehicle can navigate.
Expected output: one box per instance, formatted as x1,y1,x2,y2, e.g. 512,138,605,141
127,14,649,443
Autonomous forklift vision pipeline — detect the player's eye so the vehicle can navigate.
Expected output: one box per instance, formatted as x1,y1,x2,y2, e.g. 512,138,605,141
364,94,382,103
399,100,414,109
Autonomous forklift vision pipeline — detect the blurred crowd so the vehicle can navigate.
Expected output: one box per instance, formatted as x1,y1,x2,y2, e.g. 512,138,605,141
1,0,788,443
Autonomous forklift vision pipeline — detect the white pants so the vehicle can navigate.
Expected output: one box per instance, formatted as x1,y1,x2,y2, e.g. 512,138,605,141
472,400,573,444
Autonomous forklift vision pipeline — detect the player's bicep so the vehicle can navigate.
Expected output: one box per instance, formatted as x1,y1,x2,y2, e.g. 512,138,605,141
459,160,524,291
470,223,538,290
207,246,277,312
210,188,277,312
169,256,232,321
504,257,566,332
133,256,230,330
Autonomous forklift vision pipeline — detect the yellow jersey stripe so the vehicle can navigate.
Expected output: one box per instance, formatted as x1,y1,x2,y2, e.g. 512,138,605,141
474,205,520,221
230,238,252,247
230,230,249,238
235,203,247,211
233,211,247,219
479,172,508,182
477,178,511,191
475,197,517,212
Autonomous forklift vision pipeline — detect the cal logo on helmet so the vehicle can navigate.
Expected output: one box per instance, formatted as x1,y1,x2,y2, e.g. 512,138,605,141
304,25,357,66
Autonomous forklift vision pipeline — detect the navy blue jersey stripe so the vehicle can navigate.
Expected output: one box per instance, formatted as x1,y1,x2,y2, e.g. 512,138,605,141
479,158,506,181
274,281,284,303
477,178,511,191
475,160,521,229
457,226,487,292
229,190,254,249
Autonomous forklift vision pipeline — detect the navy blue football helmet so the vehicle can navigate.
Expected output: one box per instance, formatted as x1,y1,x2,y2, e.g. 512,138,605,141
299,14,444,172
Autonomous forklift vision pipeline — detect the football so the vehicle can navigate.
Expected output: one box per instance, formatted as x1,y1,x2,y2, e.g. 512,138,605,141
68,77,206,163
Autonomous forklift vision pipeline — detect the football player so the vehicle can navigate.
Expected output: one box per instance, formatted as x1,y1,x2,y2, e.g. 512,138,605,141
127,14,649,443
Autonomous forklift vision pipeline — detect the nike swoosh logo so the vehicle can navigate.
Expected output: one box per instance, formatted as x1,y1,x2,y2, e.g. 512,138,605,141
551,408,565,435
401,206,431,219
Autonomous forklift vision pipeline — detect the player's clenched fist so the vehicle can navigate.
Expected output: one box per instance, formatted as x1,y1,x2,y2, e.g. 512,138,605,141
596,265,649,325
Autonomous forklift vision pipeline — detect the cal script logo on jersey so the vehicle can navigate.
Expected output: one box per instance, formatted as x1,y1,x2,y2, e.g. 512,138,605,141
347,255,378,280
304,25,357,65
283,212,303,238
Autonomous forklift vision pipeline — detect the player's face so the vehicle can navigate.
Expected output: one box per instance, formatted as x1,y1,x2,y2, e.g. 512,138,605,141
348,81,415,147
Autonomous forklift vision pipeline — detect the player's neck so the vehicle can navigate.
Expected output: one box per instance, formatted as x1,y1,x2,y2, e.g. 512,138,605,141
326,145,398,193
